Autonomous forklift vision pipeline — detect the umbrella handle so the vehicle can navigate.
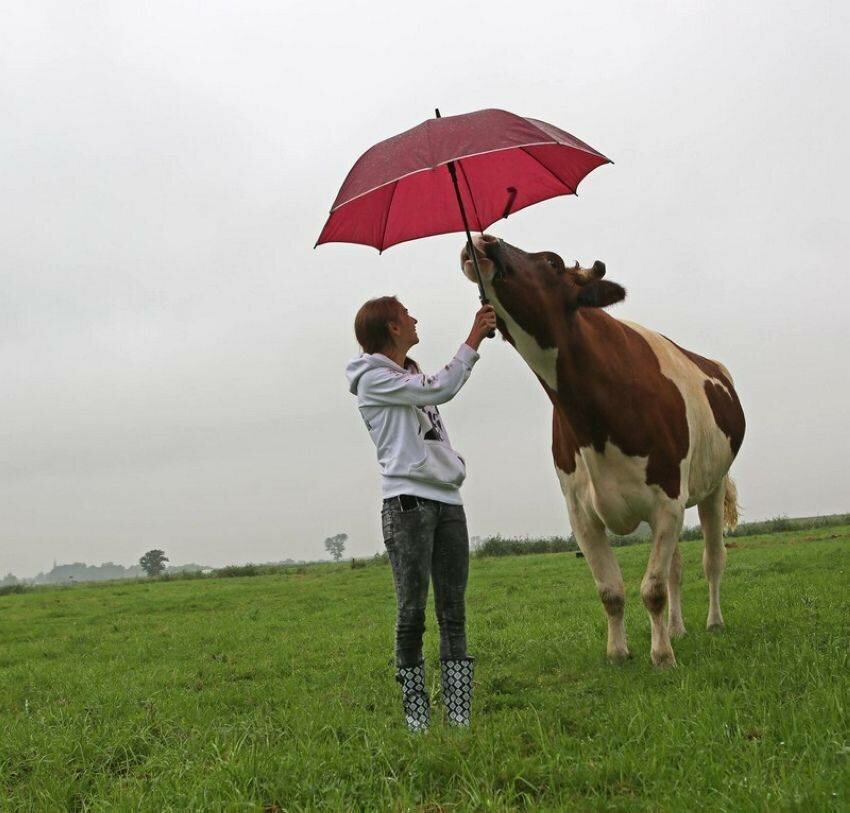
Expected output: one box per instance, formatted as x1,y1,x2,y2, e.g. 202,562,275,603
465,234,496,339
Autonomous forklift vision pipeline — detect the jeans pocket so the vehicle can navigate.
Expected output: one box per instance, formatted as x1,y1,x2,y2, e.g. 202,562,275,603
381,508,395,548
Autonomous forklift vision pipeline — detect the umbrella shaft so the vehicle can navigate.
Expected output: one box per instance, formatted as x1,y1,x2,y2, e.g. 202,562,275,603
446,160,488,306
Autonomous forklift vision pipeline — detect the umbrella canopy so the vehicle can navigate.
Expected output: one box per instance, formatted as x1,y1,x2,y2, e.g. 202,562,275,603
315,108,610,253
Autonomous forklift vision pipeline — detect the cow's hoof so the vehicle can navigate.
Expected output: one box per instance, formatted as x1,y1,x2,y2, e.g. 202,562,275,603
669,623,687,639
707,621,725,633
607,648,632,665
651,649,677,669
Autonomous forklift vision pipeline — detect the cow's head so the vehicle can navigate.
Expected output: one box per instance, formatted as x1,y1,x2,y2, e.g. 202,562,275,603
460,234,625,347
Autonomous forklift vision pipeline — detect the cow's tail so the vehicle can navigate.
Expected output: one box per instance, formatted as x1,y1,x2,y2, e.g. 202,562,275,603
722,474,740,532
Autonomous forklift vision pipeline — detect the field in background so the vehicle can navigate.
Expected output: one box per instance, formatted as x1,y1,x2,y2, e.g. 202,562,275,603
1,526,848,810
4,513,848,593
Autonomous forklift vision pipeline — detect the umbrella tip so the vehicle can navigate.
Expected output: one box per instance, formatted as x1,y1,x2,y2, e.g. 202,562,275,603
435,108,441,118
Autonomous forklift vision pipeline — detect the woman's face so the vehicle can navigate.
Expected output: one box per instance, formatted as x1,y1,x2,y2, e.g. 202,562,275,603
391,304,419,348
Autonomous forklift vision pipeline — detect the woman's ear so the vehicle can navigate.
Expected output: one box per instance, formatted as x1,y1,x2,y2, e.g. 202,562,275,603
576,279,626,309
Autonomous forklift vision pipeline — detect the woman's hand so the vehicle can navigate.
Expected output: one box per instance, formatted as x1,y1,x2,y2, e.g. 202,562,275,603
465,304,498,350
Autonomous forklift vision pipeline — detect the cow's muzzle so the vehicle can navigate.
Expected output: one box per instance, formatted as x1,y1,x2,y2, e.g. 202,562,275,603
472,234,507,281
461,234,506,283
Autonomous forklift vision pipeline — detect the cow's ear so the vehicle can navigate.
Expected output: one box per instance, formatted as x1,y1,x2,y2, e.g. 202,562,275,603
576,280,626,309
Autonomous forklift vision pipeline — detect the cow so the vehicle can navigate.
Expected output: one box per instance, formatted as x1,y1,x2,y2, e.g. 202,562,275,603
461,234,745,667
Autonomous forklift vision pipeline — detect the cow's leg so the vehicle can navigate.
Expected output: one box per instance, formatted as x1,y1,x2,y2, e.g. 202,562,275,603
567,500,630,664
642,507,684,667
698,482,726,632
667,544,686,638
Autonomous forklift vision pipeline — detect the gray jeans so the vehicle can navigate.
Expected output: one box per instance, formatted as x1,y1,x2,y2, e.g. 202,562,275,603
381,495,470,668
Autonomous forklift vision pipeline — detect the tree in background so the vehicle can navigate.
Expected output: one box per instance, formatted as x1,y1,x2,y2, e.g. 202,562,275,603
139,549,169,577
324,533,347,562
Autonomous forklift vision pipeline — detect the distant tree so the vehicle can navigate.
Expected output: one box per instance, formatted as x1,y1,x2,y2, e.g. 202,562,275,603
324,533,347,562
1,573,19,586
139,549,169,577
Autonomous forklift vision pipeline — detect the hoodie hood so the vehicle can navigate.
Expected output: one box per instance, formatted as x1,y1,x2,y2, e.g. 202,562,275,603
345,352,407,395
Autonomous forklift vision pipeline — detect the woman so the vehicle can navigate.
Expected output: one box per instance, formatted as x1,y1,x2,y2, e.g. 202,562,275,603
345,296,496,732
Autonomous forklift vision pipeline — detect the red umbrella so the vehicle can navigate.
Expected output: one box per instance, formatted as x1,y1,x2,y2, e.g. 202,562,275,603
316,107,611,309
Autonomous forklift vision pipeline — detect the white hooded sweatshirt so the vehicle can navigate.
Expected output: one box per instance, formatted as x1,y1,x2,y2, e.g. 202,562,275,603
345,344,480,504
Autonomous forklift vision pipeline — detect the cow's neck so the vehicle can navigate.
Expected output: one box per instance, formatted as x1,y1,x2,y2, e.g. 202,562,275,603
493,301,560,390
500,305,618,422
549,309,624,422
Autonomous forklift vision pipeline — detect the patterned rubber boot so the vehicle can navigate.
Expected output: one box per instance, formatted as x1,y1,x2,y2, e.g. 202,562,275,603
440,658,475,727
395,661,430,733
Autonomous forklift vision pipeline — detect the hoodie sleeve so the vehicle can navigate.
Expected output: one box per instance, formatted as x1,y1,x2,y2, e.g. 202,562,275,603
358,344,480,407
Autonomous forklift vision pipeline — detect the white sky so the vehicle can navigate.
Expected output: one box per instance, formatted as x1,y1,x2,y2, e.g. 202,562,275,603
2,1,848,577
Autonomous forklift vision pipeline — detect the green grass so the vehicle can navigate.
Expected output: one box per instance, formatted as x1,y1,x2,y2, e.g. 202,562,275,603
1,526,849,811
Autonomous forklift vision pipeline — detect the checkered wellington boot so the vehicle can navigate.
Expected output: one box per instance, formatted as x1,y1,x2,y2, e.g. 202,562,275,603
440,658,474,727
395,661,430,733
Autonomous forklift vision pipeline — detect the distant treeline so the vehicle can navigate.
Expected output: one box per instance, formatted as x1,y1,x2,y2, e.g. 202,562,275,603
681,513,850,540
0,558,309,595
0,561,213,588
473,513,850,558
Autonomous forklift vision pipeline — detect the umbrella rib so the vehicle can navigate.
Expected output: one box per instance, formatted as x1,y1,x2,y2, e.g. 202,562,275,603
519,147,577,196
455,159,485,232
378,181,400,253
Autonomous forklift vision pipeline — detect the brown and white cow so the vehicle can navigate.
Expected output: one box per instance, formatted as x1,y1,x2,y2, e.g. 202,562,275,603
461,234,745,667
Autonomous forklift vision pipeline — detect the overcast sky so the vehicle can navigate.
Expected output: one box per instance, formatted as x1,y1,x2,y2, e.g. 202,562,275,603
2,1,848,577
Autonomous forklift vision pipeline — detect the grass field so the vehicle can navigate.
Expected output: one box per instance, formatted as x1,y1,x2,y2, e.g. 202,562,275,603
2,526,849,811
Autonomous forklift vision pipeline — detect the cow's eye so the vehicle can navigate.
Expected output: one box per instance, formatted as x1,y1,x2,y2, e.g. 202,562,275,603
547,256,560,270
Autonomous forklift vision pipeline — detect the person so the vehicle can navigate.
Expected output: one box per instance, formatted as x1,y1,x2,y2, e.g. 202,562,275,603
345,296,497,732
